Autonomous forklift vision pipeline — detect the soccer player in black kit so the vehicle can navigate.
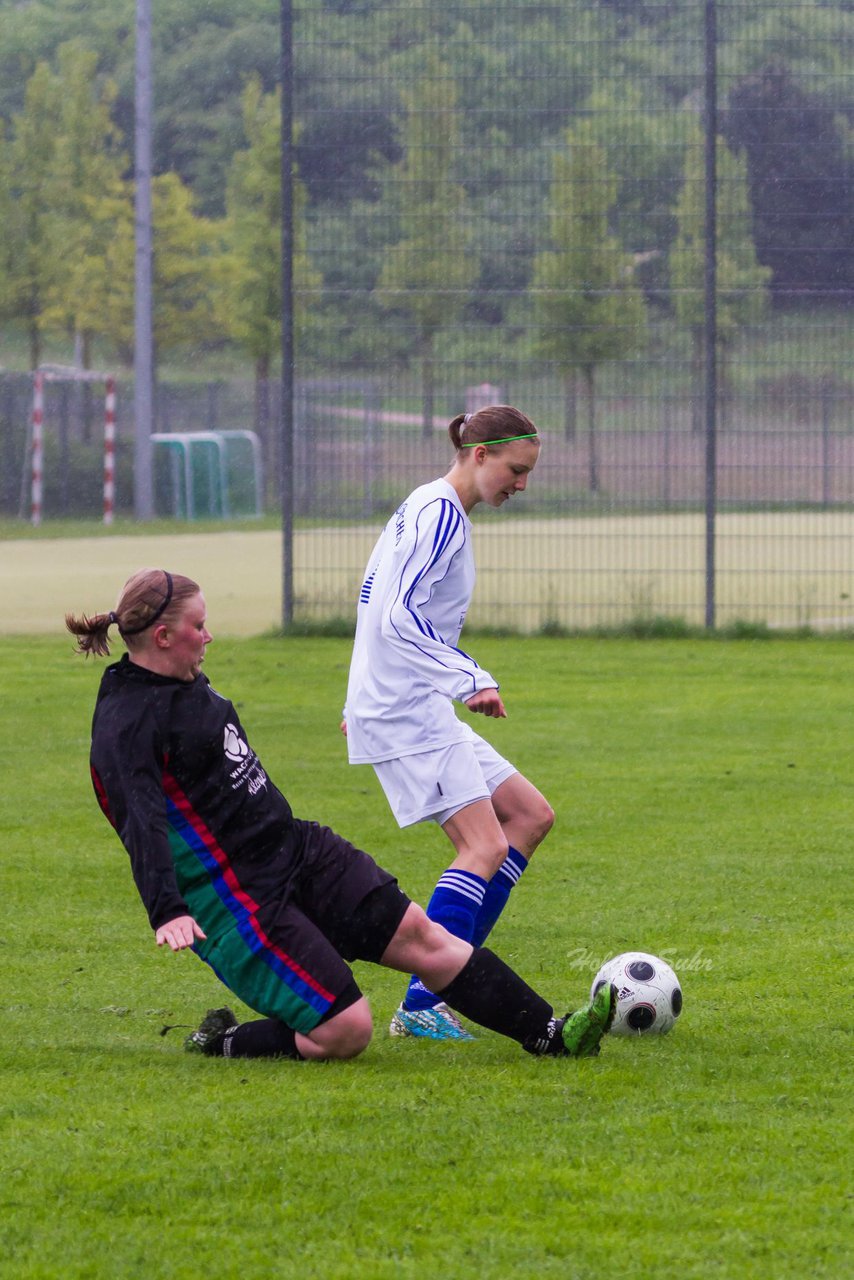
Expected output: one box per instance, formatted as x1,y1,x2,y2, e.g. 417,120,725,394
67,568,615,1062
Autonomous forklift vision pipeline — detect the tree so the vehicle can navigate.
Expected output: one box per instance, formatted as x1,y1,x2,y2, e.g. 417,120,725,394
670,117,771,429
222,77,320,433
93,172,227,366
723,61,854,303
144,17,281,217
532,126,647,490
0,42,130,372
294,33,401,208
578,82,686,272
38,42,128,370
149,174,228,356
0,58,60,368
377,47,476,437
0,37,232,376
0,120,16,340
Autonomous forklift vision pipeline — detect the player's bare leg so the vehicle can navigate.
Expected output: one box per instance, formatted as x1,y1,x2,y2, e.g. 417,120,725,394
394,778,554,1036
490,773,554,860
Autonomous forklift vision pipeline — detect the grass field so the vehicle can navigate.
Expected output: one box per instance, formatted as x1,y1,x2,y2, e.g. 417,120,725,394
3,509,854,636
1,630,850,1279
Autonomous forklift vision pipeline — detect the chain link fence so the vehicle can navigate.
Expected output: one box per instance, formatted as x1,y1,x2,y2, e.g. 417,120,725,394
2,0,852,630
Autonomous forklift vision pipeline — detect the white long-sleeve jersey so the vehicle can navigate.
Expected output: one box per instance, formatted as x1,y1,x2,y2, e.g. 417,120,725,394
345,477,498,764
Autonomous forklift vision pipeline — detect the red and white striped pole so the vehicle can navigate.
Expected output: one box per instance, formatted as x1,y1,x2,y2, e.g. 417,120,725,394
31,372,44,527
103,376,116,525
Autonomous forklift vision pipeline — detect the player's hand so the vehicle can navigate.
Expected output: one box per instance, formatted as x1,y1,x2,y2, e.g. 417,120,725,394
339,719,348,737
465,688,506,718
155,915,206,951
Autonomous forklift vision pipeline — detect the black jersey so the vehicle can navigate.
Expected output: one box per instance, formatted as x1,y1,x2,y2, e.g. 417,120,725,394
90,655,302,931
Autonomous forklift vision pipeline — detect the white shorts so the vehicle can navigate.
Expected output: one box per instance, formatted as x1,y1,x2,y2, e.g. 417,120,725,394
372,727,517,828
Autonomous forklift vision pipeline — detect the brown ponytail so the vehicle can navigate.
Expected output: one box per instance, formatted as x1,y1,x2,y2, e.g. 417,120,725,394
64,610,117,658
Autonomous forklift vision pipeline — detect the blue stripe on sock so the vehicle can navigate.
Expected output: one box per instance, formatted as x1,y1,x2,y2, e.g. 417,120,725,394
472,846,528,948
497,846,528,887
436,869,488,906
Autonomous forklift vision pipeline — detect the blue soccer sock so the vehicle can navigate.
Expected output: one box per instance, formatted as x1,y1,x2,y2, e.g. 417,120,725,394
472,846,528,948
404,868,488,1012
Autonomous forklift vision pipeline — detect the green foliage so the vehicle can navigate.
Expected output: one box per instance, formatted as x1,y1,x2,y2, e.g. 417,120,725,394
670,116,773,429
222,77,320,380
0,39,134,367
377,45,477,429
37,42,128,361
0,39,230,370
721,4,854,101
152,175,229,356
0,1,850,381
377,46,476,313
531,124,648,453
578,82,686,261
723,59,854,300
0,56,58,366
1,633,851,1278
532,126,648,375
150,16,281,215
671,117,772,344
93,172,229,364
295,33,400,207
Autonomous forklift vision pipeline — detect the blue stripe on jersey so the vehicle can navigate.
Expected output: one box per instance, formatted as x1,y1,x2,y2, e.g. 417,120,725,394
386,496,483,691
359,571,375,604
402,499,462,641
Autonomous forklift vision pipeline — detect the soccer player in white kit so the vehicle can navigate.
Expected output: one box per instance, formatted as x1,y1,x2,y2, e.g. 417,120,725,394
343,405,555,1039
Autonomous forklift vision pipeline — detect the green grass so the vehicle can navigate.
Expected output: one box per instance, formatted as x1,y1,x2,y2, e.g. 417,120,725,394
1,634,850,1279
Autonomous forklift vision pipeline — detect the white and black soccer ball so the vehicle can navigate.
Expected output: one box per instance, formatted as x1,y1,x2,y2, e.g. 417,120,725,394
591,952,682,1036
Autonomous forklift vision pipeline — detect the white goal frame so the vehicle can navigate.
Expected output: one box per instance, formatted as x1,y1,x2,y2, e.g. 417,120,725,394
28,366,117,526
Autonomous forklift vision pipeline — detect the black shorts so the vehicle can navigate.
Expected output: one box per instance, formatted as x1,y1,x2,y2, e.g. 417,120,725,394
200,821,411,1033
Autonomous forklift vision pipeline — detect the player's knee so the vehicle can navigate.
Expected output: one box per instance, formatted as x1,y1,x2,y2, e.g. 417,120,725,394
534,798,555,843
413,904,471,967
521,797,554,852
334,1004,373,1058
393,902,434,950
396,902,456,959
314,1001,373,1059
380,903,472,986
464,836,510,881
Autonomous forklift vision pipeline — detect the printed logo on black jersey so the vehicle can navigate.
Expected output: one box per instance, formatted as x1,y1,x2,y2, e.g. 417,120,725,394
223,723,249,762
223,723,268,795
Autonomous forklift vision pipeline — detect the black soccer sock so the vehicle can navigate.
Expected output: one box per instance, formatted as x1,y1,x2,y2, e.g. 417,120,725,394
435,947,565,1056
205,1018,304,1060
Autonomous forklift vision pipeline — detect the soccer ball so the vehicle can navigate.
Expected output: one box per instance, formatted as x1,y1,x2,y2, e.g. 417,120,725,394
591,952,682,1036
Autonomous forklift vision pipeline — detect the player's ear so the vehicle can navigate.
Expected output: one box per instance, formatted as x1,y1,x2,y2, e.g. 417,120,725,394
152,622,170,649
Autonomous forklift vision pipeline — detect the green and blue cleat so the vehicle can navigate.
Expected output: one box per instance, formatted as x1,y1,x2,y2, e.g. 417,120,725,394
389,1001,475,1041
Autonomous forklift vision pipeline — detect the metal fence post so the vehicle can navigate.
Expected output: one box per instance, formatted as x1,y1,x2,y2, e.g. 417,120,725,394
280,0,295,627
704,0,718,629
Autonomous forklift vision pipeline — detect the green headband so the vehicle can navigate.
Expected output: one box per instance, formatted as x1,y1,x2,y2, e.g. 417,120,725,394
461,432,539,447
